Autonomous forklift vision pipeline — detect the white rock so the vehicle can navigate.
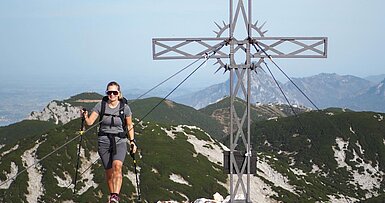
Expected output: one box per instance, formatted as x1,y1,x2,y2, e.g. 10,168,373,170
76,149,99,195
0,162,18,189
21,141,45,203
213,192,224,202
169,173,191,186
1,144,19,158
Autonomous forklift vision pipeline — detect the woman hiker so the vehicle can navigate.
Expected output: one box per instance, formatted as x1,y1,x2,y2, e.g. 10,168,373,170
82,81,137,203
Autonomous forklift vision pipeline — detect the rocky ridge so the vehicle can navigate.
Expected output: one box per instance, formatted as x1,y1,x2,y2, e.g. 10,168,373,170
27,101,81,125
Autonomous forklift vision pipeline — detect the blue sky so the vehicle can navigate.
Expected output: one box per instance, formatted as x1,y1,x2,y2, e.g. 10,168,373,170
1,0,384,90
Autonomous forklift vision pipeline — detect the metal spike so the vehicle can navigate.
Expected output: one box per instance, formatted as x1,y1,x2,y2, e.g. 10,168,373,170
214,66,223,74
223,21,227,27
262,30,268,35
214,22,222,30
254,64,266,73
259,21,266,30
213,31,219,35
254,20,259,27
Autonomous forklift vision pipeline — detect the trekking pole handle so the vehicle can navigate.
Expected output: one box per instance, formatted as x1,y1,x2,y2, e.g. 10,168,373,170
130,144,135,158
80,108,86,132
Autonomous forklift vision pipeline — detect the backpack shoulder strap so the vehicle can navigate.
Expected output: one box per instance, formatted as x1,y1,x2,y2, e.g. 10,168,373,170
99,96,109,122
119,97,128,131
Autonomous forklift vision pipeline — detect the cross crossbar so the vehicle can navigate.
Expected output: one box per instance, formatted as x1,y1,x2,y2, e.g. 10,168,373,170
152,38,228,60
153,37,327,60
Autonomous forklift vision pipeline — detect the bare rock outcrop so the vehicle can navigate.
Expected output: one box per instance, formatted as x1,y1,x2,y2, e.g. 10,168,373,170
28,101,81,124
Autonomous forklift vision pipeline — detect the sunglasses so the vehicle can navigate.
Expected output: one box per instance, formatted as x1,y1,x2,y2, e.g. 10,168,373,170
106,91,119,96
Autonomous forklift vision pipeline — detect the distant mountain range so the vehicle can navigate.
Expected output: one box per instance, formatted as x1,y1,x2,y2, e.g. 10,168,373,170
174,72,385,112
365,74,385,84
1,72,384,127
285,73,374,108
345,79,385,112
1,92,385,202
174,70,294,109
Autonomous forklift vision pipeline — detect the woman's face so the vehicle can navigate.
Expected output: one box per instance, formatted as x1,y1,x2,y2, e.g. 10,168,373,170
106,85,120,102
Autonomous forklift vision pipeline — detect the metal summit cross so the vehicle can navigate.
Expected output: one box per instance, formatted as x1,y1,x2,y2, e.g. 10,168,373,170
152,0,327,202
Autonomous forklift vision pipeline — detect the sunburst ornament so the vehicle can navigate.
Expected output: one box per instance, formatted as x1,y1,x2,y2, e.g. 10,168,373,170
213,20,268,74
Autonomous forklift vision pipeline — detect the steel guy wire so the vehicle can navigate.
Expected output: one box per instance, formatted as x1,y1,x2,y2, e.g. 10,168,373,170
261,59,305,130
252,42,320,110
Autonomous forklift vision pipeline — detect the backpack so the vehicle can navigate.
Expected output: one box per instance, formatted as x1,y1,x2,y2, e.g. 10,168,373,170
99,96,128,133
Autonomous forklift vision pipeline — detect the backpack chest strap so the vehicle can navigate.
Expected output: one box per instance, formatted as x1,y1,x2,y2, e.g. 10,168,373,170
99,97,127,129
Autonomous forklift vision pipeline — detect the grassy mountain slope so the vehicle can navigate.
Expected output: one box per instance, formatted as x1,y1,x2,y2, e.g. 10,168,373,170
129,97,224,140
251,109,385,202
200,96,308,137
0,117,228,202
200,96,307,120
0,120,56,146
63,92,103,110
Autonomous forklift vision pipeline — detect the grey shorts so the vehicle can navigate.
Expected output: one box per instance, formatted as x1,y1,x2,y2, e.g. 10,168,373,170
98,135,127,169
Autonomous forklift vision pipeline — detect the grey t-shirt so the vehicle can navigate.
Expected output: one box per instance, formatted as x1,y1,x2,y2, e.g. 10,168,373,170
92,101,132,134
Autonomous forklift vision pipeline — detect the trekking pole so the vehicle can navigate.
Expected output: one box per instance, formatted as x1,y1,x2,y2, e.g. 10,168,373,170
130,145,141,202
73,108,86,194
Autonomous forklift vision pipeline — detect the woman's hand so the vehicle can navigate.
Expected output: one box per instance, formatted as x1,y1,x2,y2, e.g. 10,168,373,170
82,109,98,126
80,109,88,118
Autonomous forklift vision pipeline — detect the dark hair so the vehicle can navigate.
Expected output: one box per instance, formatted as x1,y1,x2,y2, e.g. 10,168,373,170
106,81,123,99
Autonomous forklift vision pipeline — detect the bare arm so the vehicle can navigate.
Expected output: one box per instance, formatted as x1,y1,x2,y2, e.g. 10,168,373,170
126,115,137,153
83,110,99,126
125,116,134,140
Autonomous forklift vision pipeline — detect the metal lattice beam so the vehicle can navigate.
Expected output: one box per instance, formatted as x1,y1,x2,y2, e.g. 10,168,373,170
152,38,228,60
252,37,327,58
153,37,327,60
